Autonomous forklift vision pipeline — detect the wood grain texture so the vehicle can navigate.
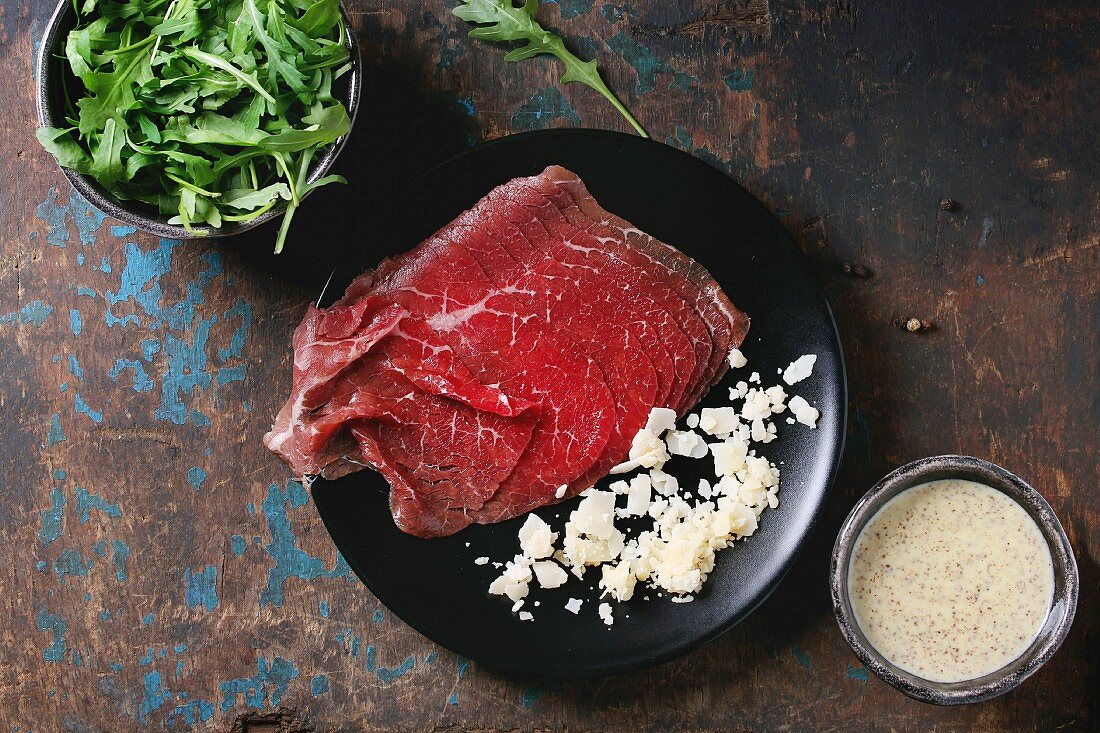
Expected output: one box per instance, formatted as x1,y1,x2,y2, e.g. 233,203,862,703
2,0,1097,731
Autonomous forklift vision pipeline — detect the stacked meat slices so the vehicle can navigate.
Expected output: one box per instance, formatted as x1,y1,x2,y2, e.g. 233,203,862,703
265,166,749,538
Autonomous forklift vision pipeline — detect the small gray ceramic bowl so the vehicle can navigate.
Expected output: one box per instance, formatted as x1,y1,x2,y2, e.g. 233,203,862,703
830,455,1078,705
35,0,361,240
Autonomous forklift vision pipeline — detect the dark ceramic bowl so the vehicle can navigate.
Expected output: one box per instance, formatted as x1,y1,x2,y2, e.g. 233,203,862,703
830,455,1078,705
35,0,361,239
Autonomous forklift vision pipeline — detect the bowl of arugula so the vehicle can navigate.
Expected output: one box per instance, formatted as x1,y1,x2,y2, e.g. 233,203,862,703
36,0,361,253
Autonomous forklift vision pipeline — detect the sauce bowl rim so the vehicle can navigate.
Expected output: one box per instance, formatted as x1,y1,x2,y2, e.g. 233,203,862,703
829,454,1078,705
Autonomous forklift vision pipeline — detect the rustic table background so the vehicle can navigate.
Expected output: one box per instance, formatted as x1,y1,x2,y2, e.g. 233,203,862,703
3,0,1096,730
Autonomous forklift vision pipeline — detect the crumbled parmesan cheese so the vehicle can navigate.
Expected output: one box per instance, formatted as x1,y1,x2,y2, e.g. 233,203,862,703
685,412,700,429
698,407,739,436
517,514,557,559
788,395,820,428
518,611,533,622
474,556,489,566
533,560,568,589
727,348,748,368
644,407,677,434
598,602,614,626
565,598,583,614
783,354,817,385
665,429,709,458
554,484,568,499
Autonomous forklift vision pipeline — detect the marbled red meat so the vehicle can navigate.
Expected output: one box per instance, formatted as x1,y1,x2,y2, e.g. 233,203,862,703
265,166,748,537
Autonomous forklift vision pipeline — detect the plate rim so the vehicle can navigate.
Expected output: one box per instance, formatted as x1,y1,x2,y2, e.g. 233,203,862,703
311,127,849,677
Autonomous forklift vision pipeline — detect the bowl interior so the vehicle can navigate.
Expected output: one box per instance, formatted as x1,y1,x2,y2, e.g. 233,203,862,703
831,455,1079,705
36,0,361,239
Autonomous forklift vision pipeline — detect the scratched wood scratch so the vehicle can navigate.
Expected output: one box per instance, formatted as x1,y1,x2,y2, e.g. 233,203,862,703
1,0,1097,731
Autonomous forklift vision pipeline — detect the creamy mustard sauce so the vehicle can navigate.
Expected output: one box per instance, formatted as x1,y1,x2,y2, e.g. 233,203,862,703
848,479,1054,683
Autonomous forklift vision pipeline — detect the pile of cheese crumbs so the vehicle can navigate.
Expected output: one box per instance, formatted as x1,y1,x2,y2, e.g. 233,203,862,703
486,349,820,626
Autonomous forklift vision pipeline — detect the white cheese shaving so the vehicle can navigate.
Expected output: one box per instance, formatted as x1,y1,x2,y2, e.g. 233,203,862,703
783,354,817,385
554,484,568,499
665,429,709,458
518,611,533,622
727,348,748,368
685,412,700,429
644,407,677,434
533,560,568,589
788,395,820,428
517,514,557,559
698,407,739,436
474,556,489,566
565,598,583,614
598,602,614,626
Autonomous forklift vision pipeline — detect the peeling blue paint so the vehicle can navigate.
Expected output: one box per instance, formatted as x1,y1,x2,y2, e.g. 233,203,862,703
92,540,108,557
351,636,361,658
218,300,253,362
77,252,85,265
319,600,330,618
723,68,755,91
424,651,438,664
846,664,869,681
54,549,91,577
215,364,247,386
365,645,376,672
38,488,65,546
111,225,137,237
73,650,84,666
373,609,384,623
455,97,476,116
108,359,154,392
142,613,155,626
48,414,67,445
36,188,106,248
607,31,695,93
186,467,208,491
140,648,155,665
68,354,84,379
977,274,985,286
141,339,161,360
53,469,67,480
36,609,68,662
69,310,83,336
231,535,247,557
74,394,103,424
112,540,131,581
0,300,54,327
218,657,299,712
109,660,122,672
76,286,97,297
260,480,353,607
139,671,172,723
511,87,582,131
184,566,219,612
542,0,594,19
310,674,330,695
378,656,416,684
166,700,214,726
75,487,121,524
100,257,112,273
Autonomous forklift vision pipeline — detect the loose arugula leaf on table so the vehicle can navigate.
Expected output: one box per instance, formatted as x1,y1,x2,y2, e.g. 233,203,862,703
453,0,647,137
37,0,353,253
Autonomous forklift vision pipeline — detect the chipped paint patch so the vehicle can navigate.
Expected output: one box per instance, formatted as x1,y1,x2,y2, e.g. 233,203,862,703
74,393,103,424
69,309,83,335
310,674,330,695
75,488,121,524
140,671,172,723
35,187,106,248
607,31,695,93
231,535,247,557
48,414,67,445
112,540,131,581
54,549,91,577
543,0,594,19
0,300,54,327
186,467,208,491
846,664,869,681
521,687,542,708
511,87,582,131
792,643,812,670
38,487,66,546
109,359,154,392
218,657,299,712
259,480,353,607
166,700,214,726
184,565,219,612
723,68,755,91
377,655,416,684
319,600,330,618
36,609,69,662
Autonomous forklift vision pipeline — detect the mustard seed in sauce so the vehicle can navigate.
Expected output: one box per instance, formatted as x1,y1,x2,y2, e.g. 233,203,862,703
848,479,1054,683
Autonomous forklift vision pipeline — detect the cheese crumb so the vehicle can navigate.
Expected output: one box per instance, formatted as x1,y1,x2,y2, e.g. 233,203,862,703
788,395,820,428
727,348,748,368
699,407,739,436
685,412,700,429
598,602,614,626
517,514,558,559
565,598,583,614
518,611,533,622
644,407,677,434
665,430,709,458
533,560,568,589
554,484,567,499
783,354,817,385
474,556,489,566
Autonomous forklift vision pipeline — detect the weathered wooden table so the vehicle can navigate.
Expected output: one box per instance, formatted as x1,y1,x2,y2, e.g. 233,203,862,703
4,0,1097,730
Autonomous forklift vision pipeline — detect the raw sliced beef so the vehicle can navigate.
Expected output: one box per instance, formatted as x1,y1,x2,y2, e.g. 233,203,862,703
265,166,748,537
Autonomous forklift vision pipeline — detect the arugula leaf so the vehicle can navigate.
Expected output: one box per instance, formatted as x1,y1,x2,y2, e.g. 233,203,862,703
293,0,341,38
35,127,93,172
89,117,126,187
453,0,646,137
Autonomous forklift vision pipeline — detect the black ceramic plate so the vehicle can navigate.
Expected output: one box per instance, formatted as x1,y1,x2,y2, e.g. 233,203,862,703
311,129,846,677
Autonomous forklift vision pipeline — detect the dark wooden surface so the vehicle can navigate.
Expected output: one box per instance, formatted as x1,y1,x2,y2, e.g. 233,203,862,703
3,0,1097,730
